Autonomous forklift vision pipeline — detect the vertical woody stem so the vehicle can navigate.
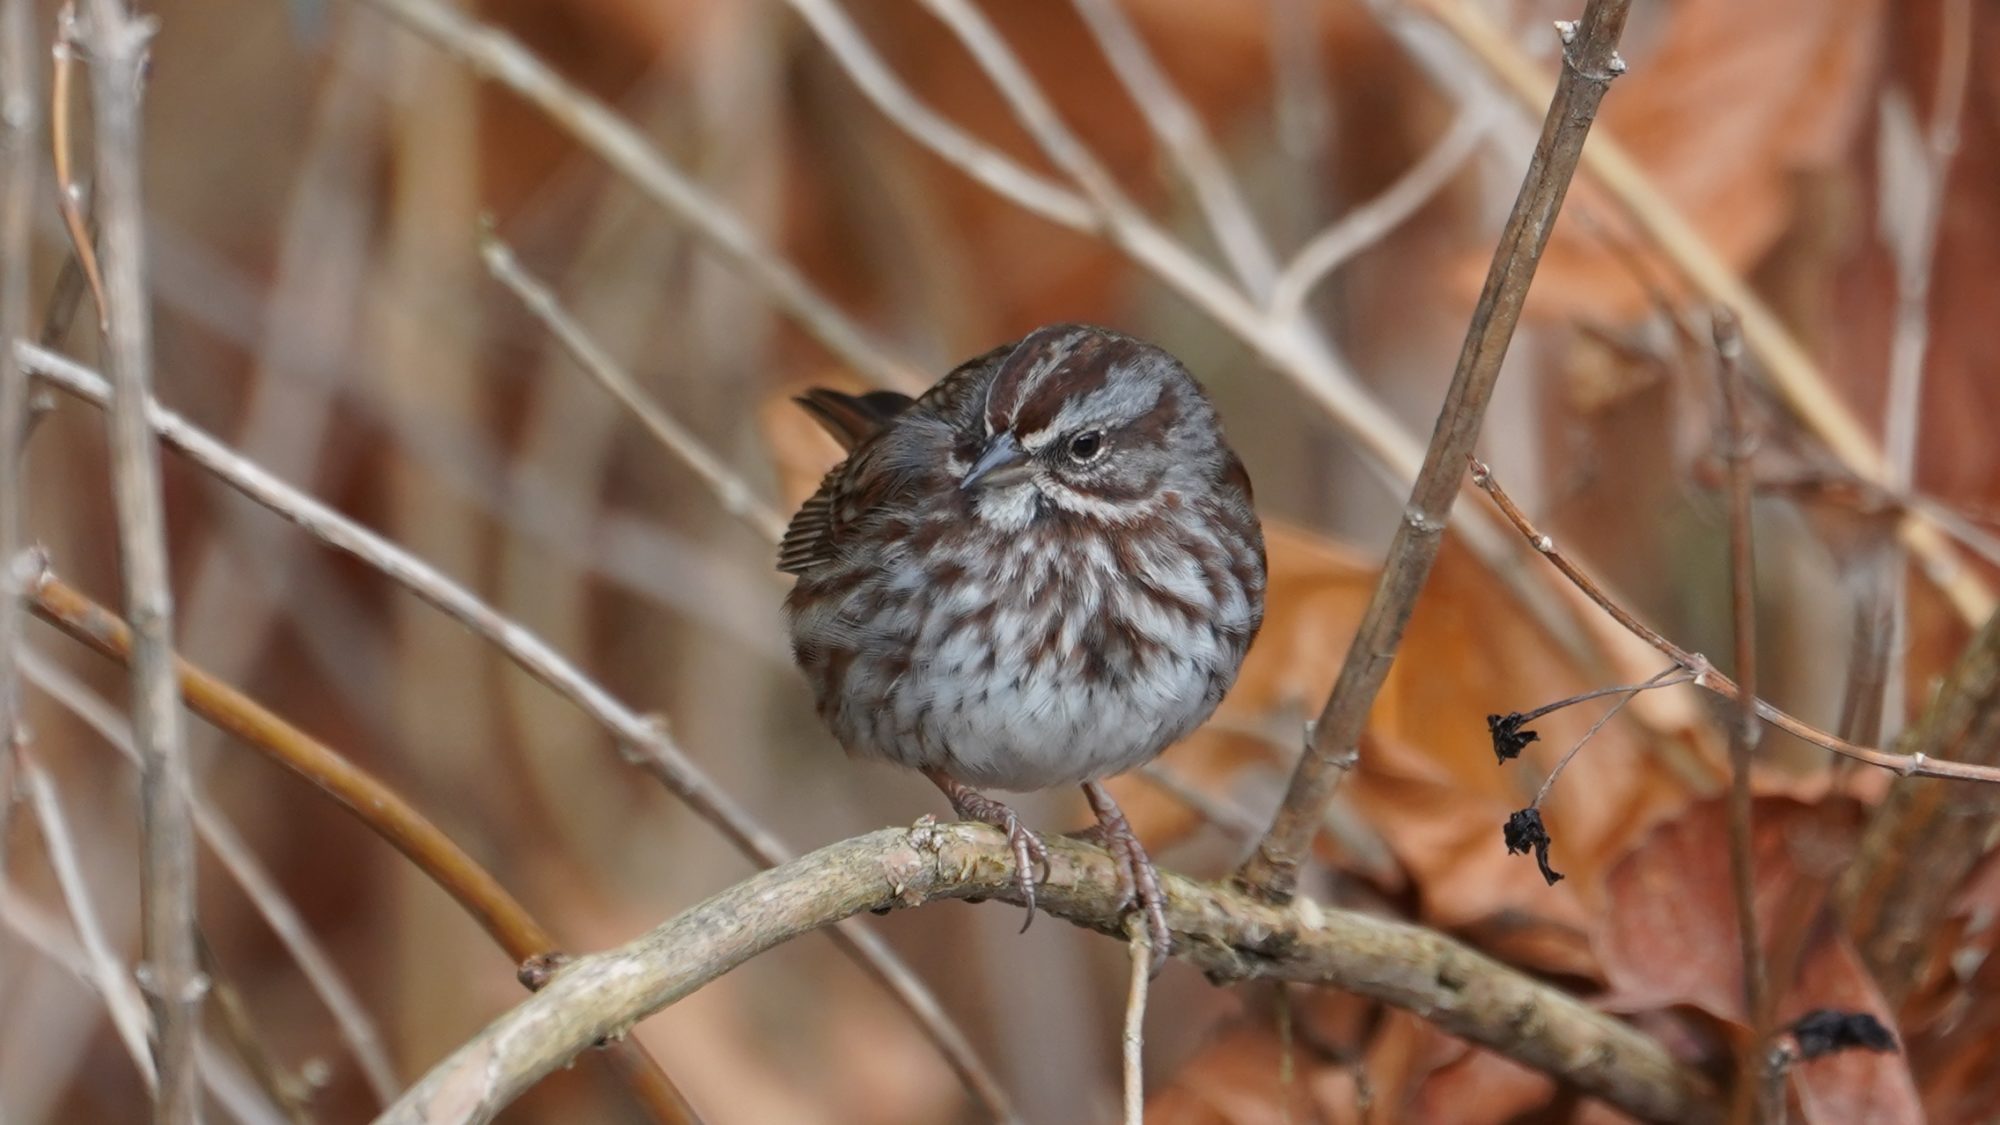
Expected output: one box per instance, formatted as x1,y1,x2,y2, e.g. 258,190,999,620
1239,0,1632,901
74,0,204,1116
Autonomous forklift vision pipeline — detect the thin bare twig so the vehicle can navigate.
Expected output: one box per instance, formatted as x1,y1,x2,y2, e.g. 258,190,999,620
1273,982,1299,1114
0,885,160,1081
373,825,1719,1125
17,343,1015,1122
1068,0,1278,296
1471,460,2000,785
1514,675,1685,728
199,935,317,1125
0,719,14,889
917,0,1131,209
355,0,924,393
0,888,286,1123
19,648,403,1107
1837,608,2000,1007
781,0,1095,232
179,18,380,720
480,232,788,543
1271,102,1493,322
1135,762,1265,842
1714,309,1770,1122
25,569,703,1125
70,1,203,1114
0,0,37,770
1404,0,1996,627
1845,0,1977,806
15,749,158,1085
1880,0,1970,500
48,5,107,333
1269,0,1332,175
1238,1,1633,902
1531,667,1690,808
1121,914,1150,1125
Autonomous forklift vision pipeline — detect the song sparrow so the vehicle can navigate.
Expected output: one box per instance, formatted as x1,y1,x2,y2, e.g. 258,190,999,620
779,324,1266,966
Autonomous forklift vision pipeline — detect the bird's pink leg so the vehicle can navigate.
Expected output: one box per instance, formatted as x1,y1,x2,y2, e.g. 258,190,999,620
1078,781,1171,974
924,769,1049,932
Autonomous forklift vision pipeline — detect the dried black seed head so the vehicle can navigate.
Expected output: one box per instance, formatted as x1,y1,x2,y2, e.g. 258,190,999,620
1504,808,1564,885
1790,1010,1897,1060
1488,712,1540,763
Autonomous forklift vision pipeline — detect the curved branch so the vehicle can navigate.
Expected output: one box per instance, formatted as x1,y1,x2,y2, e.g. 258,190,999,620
377,825,1718,1125
25,569,702,1124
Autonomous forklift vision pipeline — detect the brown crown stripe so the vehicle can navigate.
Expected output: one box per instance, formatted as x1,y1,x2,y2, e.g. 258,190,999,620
985,326,1142,438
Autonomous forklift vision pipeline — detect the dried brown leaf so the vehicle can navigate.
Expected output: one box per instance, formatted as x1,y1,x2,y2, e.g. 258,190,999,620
1525,0,1887,320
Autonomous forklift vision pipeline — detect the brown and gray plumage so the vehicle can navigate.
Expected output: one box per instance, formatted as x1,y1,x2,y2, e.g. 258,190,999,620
780,324,1266,964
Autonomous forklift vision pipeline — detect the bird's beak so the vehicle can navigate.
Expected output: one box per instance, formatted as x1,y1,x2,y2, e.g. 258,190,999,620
961,432,1032,491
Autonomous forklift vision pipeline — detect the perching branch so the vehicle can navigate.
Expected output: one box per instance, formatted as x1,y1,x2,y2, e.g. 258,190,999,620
1239,0,1632,902
25,568,702,1125
374,824,1718,1125
16,342,1014,1122
69,0,203,1115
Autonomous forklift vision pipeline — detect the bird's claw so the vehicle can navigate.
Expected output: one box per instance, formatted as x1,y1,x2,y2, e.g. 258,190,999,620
930,774,1049,932
1001,812,1051,932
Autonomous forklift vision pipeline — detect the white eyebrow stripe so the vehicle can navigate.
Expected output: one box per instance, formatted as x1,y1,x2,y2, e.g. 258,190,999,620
1033,364,1160,443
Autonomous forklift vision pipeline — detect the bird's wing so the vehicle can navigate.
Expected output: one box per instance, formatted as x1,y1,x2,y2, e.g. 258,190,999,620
777,467,841,575
780,390,916,576
792,389,916,453
778,343,1016,577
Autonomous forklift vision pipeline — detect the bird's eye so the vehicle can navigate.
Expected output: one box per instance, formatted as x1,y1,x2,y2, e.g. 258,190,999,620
1067,431,1104,462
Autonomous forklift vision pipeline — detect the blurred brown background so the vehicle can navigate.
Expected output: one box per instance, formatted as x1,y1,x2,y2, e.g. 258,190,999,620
3,0,1998,1121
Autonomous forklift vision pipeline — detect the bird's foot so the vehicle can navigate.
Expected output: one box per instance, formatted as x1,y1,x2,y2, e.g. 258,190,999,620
1080,781,1170,975
924,770,1049,932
